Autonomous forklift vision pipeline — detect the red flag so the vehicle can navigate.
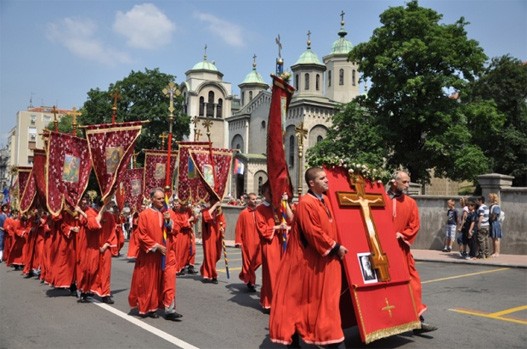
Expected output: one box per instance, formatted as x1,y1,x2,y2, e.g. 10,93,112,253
15,167,32,211
46,131,92,215
267,74,295,209
19,149,47,213
85,121,142,202
143,149,178,199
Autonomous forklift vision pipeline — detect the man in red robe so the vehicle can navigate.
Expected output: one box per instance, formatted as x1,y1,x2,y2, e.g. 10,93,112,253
269,167,348,348
255,183,293,310
7,211,28,270
172,201,198,275
200,200,226,284
234,193,261,292
387,170,437,334
52,207,80,294
128,188,168,319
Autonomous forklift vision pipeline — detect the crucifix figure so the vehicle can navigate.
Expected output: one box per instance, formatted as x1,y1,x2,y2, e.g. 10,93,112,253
337,175,390,281
110,89,121,123
69,107,81,135
202,119,213,142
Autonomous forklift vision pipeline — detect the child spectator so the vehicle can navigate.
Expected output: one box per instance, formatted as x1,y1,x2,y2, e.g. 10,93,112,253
488,193,502,257
442,199,458,252
456,197,469,258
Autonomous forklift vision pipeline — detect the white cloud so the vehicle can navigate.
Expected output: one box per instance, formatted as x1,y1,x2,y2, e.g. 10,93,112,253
113,3,176,50
46,17,132,66
194,12,245,48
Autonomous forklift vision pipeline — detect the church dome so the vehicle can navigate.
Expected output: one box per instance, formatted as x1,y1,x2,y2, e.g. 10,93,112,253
330,14,353,54
191,59,218,72
242,67,266,84
295,47,322,65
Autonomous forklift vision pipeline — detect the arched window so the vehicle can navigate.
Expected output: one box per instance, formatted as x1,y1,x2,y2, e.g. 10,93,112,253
241,91,245,105
352,70,356,86
216,98,223,118
304,73,310,90
339,69,344,85
316,74,320,91
295,74,299,90
289,135,295,167
207,91,215,117
328,70,332,87
249,91,253,101
199,96,205,116
258,177,263,195
317,135,323,143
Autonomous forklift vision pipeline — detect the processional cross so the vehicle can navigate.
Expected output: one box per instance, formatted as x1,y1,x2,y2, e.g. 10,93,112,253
110,89,121,123
336,175,390,281
159,133,168,149
51,105,59,131
69,107,81,135
202,119,213,142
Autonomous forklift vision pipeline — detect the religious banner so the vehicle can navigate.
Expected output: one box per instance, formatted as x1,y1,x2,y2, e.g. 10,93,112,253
14,167,32,211
20,149,48,213
176,142,234,205
142,149,178,198
46,131,92,216
85,121,142,202
266,74,295,209
324,166,420,344
115,168,144,213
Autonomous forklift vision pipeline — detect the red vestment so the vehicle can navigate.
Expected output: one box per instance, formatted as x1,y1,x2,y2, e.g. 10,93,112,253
126,213,140,259
255,203,284,309
270,193,345,346
200,210,226,280
172,208,194,272
111,213,125,256
51,212,77,288
128,207,164,315
22,218,39,275
235,206,261,286
41,219,59,285
7,218,29,267
163,209,179,309
388,194,426,316
90,210,116,297
2,216,13,263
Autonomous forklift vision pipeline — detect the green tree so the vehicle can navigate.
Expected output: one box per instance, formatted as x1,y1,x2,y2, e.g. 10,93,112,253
348,0,488,184
81,68,190,165
464,55,527,186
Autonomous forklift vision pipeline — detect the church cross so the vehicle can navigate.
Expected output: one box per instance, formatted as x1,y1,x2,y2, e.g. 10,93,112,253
340,10,345,23
110,89,121,123
159,133,168,149
275,35,282,58
381,298,395,317
51,105,59,131
295,122,307,147
202,119,213,142
69,107,81,135
194,129,202,141
336,175,390,281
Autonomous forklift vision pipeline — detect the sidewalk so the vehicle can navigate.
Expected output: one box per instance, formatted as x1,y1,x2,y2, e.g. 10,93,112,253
208,239,527,269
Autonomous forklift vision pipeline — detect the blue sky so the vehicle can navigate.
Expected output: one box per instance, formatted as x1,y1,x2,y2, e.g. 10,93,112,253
1,0,526,146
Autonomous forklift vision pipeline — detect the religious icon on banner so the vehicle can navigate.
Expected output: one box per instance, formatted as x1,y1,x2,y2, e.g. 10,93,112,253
203,164,215,188
105,146,123,174
357,252,378,284
154,163,166,180
131,178,142,196
62,154,80,183
280,96,287,134
188,157,196,179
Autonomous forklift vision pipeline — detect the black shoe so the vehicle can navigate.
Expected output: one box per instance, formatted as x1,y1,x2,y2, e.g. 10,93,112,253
211,278,218,284
287,333,300,349
102,296,115,304
165,312,183,321
187,265,198,274
141,311,159,319
24,271,34,278
247,283,256,292
77,294,89,303
413,321,438,334
176,270,186,276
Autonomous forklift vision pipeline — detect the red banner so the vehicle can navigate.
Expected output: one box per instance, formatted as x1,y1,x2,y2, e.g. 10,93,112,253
85,121,142,202
324,166,420,344
267,74,294,209
143,149,178,199
33,149,47,203
115,168,144,213
46,131,92,216
176,142,234,205
19,168,37,213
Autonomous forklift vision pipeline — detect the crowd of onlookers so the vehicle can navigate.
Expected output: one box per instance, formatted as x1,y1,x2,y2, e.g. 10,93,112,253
442,193,503,259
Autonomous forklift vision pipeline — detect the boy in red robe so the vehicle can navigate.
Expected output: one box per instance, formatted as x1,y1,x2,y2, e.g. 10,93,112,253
200,200,226,284
269,167,348,348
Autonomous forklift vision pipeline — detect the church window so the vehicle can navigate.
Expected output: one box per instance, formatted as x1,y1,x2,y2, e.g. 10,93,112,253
289,135,295,167
339,69,344,85
217,99,223,118
295,74,299,90
304,73,310,90
261,120,266,129
207,91,215,117
316,74,320,91
199,97,205,116
328,71,332,87
258,177,263,195
241,92,245,105
249,91,253,101
317,135,323,143
352,70,356,86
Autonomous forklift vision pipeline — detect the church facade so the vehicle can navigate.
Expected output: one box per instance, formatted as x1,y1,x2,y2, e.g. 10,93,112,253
180,15,361,199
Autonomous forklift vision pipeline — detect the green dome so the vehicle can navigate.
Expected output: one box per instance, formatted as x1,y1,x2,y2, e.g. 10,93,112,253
295,47,322,65
331,37,353,54
192,60,218,71
242,69,266,84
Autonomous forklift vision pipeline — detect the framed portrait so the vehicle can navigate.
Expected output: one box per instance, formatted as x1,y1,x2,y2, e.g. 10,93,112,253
357,252,378,284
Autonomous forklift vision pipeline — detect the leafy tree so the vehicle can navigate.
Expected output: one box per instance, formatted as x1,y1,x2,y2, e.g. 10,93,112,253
348,0,487,184
464,55,527,186
80,68,190,165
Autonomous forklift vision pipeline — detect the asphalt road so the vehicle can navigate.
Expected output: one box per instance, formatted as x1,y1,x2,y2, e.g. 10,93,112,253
1,243,525,349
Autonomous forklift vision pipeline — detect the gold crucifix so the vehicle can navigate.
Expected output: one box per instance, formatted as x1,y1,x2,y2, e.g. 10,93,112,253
69,107,81,135
202,119,213,142
194,129,202,141
132,151,140,168
336,175,390,281
51,105,59,131
159,133,168,150
381,298,395,317
110,89,121,123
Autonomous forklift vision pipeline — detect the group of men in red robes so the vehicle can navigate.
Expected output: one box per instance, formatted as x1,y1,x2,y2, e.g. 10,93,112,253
1,195,122,305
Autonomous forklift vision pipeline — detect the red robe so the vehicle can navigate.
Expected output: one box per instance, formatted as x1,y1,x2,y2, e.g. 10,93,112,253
52,212,77,288
163,209,180,309
2,216,13,263
22,218,39,275
388,194,426,316
255,203,284,309
111,213,125,256
7,218,29,267
126,213,140,259
200,210,226,280
235,206,261,286
128,207,165,315
172,208,194,272
34,217,50,274
89,210,117,297
41,218,58,285
270,193,344,346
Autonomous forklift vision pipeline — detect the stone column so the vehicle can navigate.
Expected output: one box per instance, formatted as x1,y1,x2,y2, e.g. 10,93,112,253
477,173,514,200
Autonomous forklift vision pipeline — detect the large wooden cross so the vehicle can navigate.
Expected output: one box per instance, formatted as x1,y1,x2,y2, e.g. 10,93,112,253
336,175,390,281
